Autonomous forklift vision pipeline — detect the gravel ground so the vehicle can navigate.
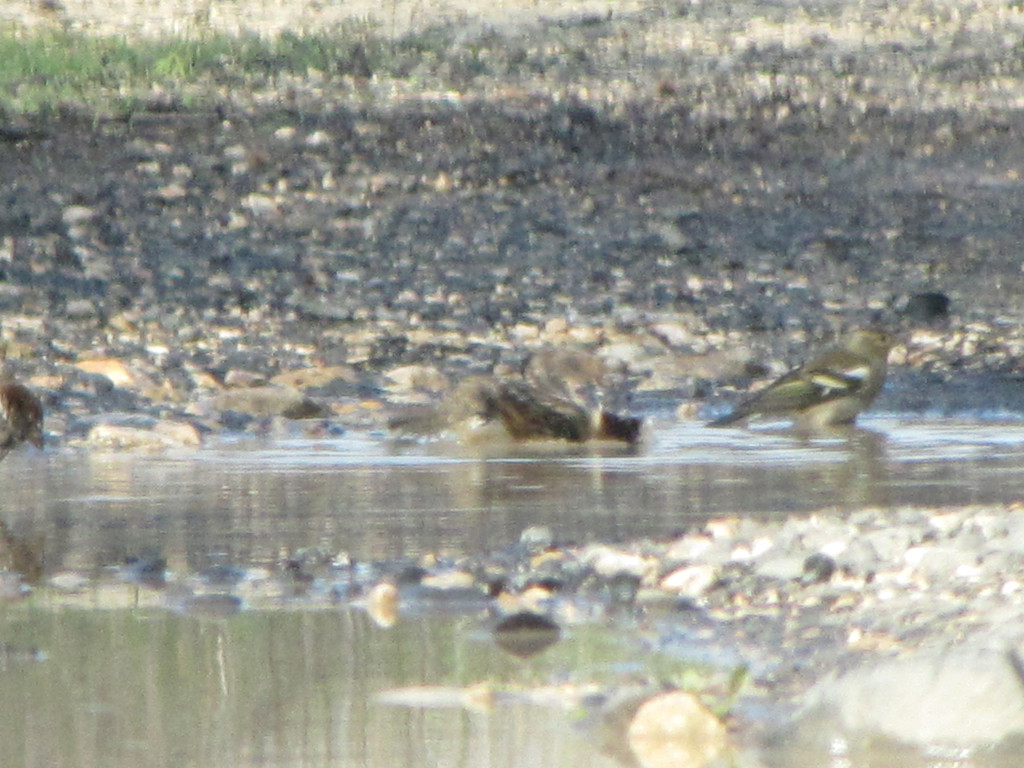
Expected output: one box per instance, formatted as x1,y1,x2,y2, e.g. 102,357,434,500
1,0,1023,446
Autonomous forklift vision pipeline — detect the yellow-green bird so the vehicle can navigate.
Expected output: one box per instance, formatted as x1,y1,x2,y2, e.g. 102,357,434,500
707,329,895,430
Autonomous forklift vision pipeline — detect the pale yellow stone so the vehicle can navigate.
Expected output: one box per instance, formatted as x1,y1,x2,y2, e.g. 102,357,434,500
74,358,140,389
627,691,727,768
366,582,399,629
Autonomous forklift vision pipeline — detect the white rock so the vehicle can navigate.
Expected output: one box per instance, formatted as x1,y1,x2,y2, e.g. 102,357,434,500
660,564,719,597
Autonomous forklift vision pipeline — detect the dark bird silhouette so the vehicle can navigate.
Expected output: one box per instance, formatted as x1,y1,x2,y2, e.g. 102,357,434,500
0,378,43,459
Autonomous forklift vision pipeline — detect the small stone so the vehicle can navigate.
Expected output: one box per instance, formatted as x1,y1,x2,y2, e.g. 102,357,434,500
753,554,805,581
223,370,269,388
383,364,449,394
48,572,90,591
901,291,951,324
627,691,727,768
155,182,187,201
222,144,248,160
64,298,98,319
151,420,202,447
801,647,1024,747
74,358,142,389
906,545,973,581
543,317,569,335
802,552,837,584
649,221,693,253
660,564,719,597
519,526,554,553
585,546,652,580
85,421,201,451
271,365,359,390
649,320,698,347
665,534,714,561
493,612,560,659
366,581,399,628
305,130,332,147
420,570,475,590
61,205,96,226
213,386,329,419
430,172,454,192
241,194,279,216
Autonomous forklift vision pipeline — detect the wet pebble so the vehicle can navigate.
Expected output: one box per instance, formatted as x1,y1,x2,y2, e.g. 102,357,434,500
210,386,330,419
751,554,806,582
900,291,951,324
659,564,719,598
84,420,202,450
584,546,654,581
626,690,726,768
383,364,450,395
519,525,554,554
74,358,153,390
492,611,561,658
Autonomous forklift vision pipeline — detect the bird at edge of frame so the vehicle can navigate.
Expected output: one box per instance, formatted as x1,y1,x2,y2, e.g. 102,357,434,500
706,329,895,433
0,368,44,460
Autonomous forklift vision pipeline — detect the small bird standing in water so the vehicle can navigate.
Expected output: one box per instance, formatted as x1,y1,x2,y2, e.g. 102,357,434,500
707,329,895,431
388,348,642,445
0,375,44,459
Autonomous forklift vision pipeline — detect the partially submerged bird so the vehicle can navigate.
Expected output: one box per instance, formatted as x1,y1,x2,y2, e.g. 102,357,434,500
460,377,642,444
523,346,633,414
0,376,43,458
707,329,894,431
389,349,642,445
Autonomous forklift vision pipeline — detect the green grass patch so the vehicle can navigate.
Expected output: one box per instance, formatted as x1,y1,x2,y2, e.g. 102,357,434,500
0,22,465,117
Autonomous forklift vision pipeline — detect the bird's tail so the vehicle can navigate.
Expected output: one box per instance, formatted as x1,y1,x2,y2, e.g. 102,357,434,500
706,409,743,428
594,411,643,444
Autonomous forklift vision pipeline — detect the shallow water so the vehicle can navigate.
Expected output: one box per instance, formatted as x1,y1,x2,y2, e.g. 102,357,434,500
2,415,1024,768
6,416,1024,566
0,607,643,768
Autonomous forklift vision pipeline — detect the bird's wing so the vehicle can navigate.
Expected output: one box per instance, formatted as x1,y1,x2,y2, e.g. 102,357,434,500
803,357,873,398
728,356,870,419
491,380,590,441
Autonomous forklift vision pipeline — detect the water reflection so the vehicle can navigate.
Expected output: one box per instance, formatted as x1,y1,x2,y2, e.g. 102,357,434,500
0,418,1021,575
0,606,651,768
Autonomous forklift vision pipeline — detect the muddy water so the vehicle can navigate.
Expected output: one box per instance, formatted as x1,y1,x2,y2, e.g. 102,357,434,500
0,607,642,768
1,416,1024,768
